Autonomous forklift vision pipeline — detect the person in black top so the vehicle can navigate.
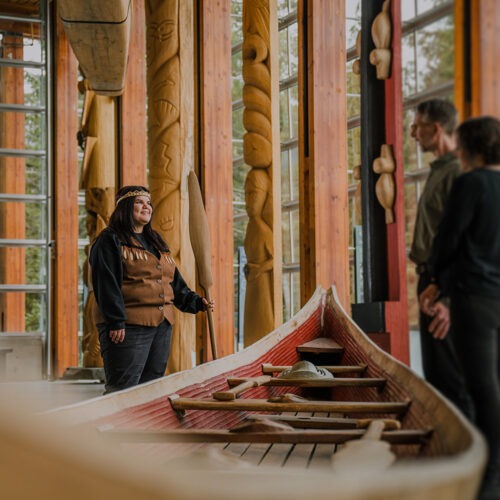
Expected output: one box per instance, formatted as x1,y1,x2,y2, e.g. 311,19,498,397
90,185,214,394
420,116,500,500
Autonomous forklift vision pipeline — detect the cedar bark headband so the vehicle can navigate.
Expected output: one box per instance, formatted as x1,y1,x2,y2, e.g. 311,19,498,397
116,190,151,205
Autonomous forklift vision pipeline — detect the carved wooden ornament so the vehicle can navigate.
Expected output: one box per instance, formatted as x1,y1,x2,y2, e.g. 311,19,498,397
369,0,392,80
373,144,396,224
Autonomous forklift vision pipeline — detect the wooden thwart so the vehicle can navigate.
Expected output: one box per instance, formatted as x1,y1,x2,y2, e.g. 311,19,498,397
225,376,386,389
169,395,410,415
100,427,431,445
261,363,367,374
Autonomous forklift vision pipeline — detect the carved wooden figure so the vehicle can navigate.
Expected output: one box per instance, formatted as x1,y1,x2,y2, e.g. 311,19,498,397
373,144,396,224
242,0,276,345
369,0,392,80
243,169,274,346
145,0,195,372
79,79,116,367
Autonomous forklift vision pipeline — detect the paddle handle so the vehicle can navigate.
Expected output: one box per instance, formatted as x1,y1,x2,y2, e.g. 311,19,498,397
204,288,217,360
212,376,271,401
362,419,386,440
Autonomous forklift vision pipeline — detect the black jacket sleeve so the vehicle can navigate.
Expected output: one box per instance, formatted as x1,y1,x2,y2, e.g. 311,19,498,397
428,173,480,294
89,229,126,330
171,268,206,314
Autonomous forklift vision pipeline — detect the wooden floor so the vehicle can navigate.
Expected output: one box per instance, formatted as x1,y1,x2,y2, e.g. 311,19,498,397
222,412,337,469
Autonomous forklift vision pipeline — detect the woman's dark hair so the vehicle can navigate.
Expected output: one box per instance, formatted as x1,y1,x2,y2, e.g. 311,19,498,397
108,185,169,252
457,116,500,165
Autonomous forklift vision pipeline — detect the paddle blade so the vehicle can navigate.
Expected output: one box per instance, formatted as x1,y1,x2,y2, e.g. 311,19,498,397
188,171,213,290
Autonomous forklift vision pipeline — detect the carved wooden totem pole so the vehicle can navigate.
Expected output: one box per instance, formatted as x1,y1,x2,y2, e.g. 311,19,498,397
242,0,276,346
79,79,116,367
145,0,195,371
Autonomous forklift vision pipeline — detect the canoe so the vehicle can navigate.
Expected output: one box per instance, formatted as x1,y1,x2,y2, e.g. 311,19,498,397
2,286,487,499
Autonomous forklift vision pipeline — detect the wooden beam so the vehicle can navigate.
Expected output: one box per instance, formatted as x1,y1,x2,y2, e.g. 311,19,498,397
118,0,147,187
198,0,234,359
52,11,79,376
298,0,349,309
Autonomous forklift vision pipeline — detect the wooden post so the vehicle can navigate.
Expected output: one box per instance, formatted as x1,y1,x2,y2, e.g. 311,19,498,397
298,0,349,309
119,0,147,186
53,12,79,376
198,0,234,359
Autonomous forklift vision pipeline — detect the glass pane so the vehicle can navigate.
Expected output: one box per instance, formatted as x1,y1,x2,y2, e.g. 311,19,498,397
232,107,244,159
345,0,361,48
404,182,418,248
279,88,290,140
278,0,297,17
282,271,291,319
287,23,298,76
291,207,299,263
415,16,454,93
0,199,47,239
401,1,417,21
0,291,46,333
231,52,243,101
402,33,417,98
347,126,361,177
233,218,248,257
281,149,290,202
231,0,244,46
0,29,44,64
0,156,46,195
290,146,298,200
279,28,290,80
292,270,300,315
347,64,361,117
233,162,250,215
282,209,291,263
289,86,298,138
417,0,450,16
0,110,45,149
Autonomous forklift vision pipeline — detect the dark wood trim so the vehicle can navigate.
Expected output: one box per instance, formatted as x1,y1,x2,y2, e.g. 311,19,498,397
359,0,388,303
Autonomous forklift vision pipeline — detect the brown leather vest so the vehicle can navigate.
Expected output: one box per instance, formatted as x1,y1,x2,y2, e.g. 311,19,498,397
93,243,177,327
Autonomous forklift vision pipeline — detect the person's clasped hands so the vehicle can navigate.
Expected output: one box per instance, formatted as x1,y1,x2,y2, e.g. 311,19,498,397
419,283,450,340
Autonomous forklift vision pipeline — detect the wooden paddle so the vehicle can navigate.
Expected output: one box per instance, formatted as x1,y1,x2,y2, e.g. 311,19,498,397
188,171,217,360
331,419,396,473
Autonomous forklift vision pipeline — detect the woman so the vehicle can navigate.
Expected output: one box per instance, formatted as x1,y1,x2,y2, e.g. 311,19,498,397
90,186,213,394
420,116,500,500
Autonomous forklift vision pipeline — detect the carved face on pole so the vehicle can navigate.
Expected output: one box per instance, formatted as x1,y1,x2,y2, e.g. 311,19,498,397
245,168,270,217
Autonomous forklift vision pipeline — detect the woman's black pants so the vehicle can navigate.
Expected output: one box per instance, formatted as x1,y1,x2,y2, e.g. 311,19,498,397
99,320,172,394
451,291,500,499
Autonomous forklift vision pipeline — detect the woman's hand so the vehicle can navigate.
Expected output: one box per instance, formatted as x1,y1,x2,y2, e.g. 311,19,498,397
109,329,125,343
202,298,215,312
419,284,440,316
